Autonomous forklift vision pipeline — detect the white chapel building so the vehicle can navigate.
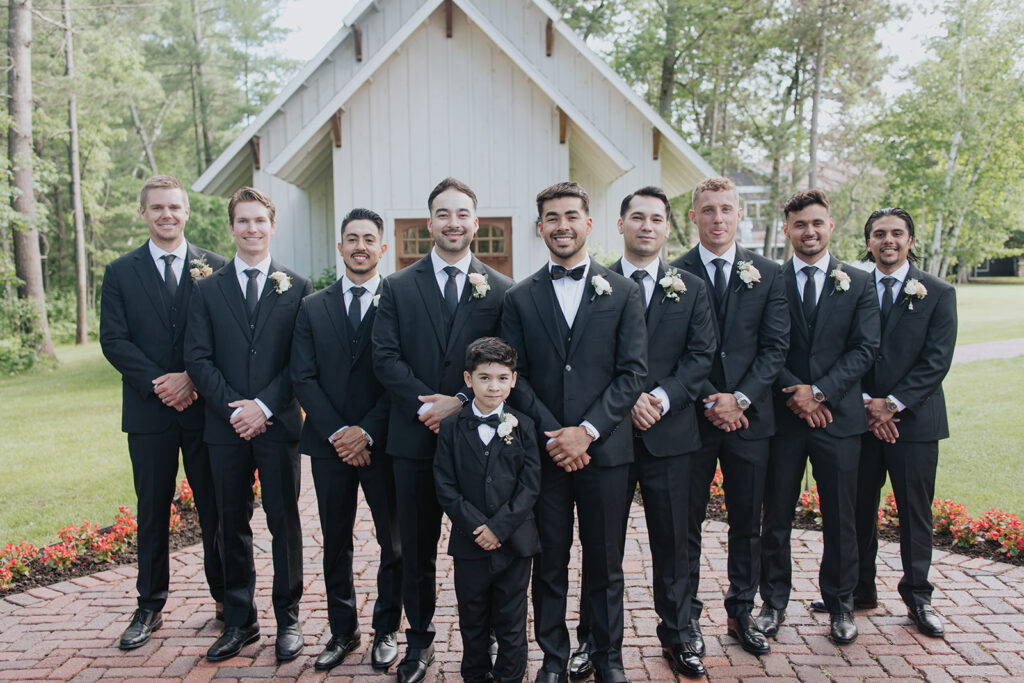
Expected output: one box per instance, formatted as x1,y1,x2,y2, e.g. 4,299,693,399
194,0,716,281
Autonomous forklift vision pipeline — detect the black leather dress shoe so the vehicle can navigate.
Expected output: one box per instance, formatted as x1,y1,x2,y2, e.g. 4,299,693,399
119,608,162,650
727,611,771,655
909,605,945,637
593,667,629,683
371,631,399,669
690,618,705,658
568,640,594,678
206,622,260,661
314,631,360,670
754,605,786,639
663,642,706,678
275,623,304,661
810,596,877,613
535,672,568,683
396,646,434,683
829,612,858,644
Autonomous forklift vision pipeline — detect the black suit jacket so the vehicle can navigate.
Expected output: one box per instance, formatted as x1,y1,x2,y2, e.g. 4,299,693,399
863,265,956,442
776,255,880,438
671,245,790,440
372,254,513,460
185,260,312,444
100,242,227,434
291,279,389,458
609,259,716,456
501,261,648,468
434,404,541,559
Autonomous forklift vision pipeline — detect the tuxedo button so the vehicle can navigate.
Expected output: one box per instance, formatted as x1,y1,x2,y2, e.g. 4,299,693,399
444,360,451,367
565,364,572,372
720,351,727,359
486,476,492,483
250,349,256,355
483,450,489,456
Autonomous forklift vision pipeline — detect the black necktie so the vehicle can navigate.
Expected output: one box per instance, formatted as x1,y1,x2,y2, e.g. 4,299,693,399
348,285,366,333
711,258,727,314
880,276,896,324
802,265,818,325
443,265,460,317
630,270,648,308
161,254,177,298
551,264,586,281
469,414,501,429
244,268,260,320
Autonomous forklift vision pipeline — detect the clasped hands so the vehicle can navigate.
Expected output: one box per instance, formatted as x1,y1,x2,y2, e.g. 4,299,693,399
227,399,272,440
703,392,749,432
782,384,833,429
864,397,900,444
152,372,197,411
329,425,372,466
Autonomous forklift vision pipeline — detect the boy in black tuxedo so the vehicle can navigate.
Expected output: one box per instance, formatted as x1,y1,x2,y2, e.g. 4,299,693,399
434,337,541,683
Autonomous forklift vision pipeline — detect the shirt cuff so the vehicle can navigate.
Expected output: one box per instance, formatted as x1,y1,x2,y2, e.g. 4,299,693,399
254,398,273,419
888,394,907,413
650,387,670,416
862,392,871,402
580,421,600,441
328,426,348,444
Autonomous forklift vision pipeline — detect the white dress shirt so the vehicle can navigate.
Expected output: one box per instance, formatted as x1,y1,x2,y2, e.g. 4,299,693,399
472,401,503,445
148,239,187,285
863,261,911,412
698,242,737,287
231,253,273,419
342,273,380,323
430,249,472,302
620,257,670,416
793,253,829,305
549,254,591,329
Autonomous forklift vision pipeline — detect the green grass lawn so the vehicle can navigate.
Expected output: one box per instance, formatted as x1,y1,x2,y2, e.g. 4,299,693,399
955,280,1024,345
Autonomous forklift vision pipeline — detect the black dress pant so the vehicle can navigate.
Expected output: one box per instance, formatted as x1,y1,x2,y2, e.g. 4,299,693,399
454,555,532,683
209,438,302,627
855,436,938,609
760,427,860,613
311,451,402,637
533,462,631,675
128,426,223,611
392,456,444,649
687,426,770,619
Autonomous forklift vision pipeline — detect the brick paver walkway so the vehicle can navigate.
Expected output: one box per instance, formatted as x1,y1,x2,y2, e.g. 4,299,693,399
2,459,1022,681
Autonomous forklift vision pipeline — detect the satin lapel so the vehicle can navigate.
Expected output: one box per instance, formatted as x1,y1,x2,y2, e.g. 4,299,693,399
217,262,253,342
783,261,809,344
352,281,382,364
566,262,602,360
252,261,283,340
413,259,448,352
811,256,841,346
646,262,669,335
528,269,566,361
448,257,485,346
322,280,352,357
130,247,172,331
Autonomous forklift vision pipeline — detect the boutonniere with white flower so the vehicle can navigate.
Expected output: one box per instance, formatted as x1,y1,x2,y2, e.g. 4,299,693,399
904,278,927,310
468,272,490,299
497,412,518,445
590,274,612,300
737,260,761,288
831,267,851,292
372,294,380,307
189,256,213,281
658,268,687,301
269,271,292,294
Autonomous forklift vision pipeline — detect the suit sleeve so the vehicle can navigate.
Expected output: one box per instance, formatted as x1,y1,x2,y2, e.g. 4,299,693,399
658,280,716,410
500,290,561,434
816,277,881,402
889,285,957,410
737,265,790,404
253,278,312,415
433,420,489,536
184,281,244,420
486,418,541,542
99,263,164,395
581,284,648,438
371,277,435,416
290,297,344,440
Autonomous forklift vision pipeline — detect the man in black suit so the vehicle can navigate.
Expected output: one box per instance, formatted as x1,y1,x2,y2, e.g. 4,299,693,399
185,187,312,662
372,177,513,683
100,175,226,650
756,189,880,645
291,208,402,669
502,181,647,683
670,177,789,657
844,207,956,638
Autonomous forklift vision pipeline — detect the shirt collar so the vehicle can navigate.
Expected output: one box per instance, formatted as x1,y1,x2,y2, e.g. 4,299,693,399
341,273,380,295
793,252,831,275
149,239,188,262
548,254,591,275
620,256,660,282
430,249,473,276
698,242,736,267
874,260,910,285
472,401,504,418
234,254,271,276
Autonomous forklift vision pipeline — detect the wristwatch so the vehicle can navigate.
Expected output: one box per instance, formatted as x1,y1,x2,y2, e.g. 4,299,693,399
885,397,900,413
455,392,470,406
811,385,826,403
733,391,751,410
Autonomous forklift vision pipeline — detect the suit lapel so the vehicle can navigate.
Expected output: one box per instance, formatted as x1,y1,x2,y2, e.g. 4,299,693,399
720,247,749,339
351,281,382,364
130,246,172,332
252,260,283,340
217,262,253,342
783,260,810,344
811,255,841,346
322,279,353,357
885,264,915,334
529,267,567,361
448,257,485,346
566,261,602,360
413,258,449,352
646,262,671,335
175,244,204,338
459,416,489,467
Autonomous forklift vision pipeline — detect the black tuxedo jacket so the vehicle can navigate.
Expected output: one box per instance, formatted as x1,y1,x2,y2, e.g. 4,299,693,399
501,261,647,468
434,405,541,559
372,254,512,459
863,265,956,442
671,245,790,440
185,260,312,444
291,279,389,458
609,259,716,456
776,255,880,438
100,242,227,434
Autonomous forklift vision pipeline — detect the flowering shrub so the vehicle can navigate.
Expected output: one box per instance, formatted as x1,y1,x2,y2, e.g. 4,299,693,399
253,469,262,499
168,505,182,533
709,466,724,500
57,520,100,553
90,533,118,564
111,506,137,544
933,498,968,534
176,476,195,510
0,562,12,590
40,542,78,571
972,509,1024,559
796,486,821,524
1,541,37,579
877,491,900,529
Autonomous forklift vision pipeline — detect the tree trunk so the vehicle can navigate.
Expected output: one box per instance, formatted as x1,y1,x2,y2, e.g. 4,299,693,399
8,0,56,359
192,0,213,170
657,3,680,121
129,98,159,175
807,0,830,188
63,0,88,345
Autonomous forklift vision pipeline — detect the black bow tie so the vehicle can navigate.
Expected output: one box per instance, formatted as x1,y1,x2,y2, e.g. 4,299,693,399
469,414,501,428
551,264,586,281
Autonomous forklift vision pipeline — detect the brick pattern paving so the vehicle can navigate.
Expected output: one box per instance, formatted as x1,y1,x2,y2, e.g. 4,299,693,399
2,459,1022,681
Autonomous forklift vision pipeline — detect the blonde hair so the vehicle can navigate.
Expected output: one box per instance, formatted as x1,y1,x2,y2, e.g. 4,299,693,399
691,177,737,210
